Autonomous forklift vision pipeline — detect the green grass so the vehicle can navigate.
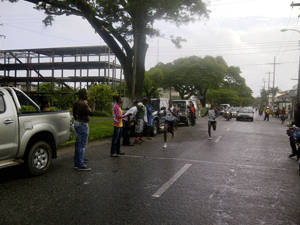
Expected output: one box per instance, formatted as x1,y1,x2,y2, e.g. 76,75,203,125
58,117,113,148
89,120,114,141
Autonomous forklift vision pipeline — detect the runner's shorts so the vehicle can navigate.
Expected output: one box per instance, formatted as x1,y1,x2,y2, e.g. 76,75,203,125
135,119,144,133
164,120,175,127
208,120,217,126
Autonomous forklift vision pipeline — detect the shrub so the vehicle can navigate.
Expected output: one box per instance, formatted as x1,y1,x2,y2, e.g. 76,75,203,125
87,84,118,112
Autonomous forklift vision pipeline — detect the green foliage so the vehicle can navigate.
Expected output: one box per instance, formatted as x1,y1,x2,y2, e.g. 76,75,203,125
58,118,114,148
39,83,53,92
87,84,118,112
54,88,77,110
206,88,254,107
38,83,77,110
48,107,59,112
206,89,239,106
143,68,164,99
159,55,228,103
223,66,253,99
15,0,210,100
21,105,36,112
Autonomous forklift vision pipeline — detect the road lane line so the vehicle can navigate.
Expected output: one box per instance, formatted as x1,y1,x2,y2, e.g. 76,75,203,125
215,136,222,143
152,164,192,198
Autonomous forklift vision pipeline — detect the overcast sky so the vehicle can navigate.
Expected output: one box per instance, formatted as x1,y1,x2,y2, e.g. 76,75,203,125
1,0,300,97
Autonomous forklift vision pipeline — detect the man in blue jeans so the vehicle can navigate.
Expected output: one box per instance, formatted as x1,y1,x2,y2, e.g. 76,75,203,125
73,89,96,171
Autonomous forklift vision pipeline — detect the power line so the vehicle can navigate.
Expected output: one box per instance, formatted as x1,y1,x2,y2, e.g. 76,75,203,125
0,22,6,39
2,23,92,45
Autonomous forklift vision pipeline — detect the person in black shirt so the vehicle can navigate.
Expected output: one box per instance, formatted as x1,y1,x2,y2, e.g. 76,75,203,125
73,89,96,171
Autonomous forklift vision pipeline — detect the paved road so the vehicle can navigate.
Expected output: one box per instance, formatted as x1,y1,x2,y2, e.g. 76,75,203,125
1,111,300,225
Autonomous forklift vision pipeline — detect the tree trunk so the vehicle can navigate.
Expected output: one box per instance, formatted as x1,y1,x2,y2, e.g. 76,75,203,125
135,24,148,100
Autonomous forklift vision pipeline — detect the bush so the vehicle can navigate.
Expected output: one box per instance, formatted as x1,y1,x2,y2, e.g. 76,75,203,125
87,84,118,112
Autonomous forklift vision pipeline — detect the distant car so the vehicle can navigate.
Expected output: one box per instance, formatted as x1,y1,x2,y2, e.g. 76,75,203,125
230,108,237,118
236,108,254,122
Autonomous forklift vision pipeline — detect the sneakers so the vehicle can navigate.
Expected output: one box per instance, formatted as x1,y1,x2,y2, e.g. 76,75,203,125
110,152,125,157
208,137,211,140
289,154,296,158
74,165,91,171
117,152,125,155
163,143,167,148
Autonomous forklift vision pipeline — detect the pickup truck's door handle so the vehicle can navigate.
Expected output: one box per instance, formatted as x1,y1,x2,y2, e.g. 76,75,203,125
3,119,14,125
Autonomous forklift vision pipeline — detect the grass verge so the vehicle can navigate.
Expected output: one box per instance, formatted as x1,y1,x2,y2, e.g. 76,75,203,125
58,118,113,149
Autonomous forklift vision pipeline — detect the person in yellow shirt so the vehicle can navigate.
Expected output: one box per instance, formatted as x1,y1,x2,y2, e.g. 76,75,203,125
264,106,270,121
111,95,131,157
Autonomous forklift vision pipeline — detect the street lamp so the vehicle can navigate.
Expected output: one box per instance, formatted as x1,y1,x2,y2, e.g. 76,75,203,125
281,28,300,104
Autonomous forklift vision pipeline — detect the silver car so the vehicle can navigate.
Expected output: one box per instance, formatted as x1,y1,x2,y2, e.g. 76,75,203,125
236,108,254,122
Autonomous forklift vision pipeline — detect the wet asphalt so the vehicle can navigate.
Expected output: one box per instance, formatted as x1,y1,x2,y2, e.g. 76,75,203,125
1,111,300,225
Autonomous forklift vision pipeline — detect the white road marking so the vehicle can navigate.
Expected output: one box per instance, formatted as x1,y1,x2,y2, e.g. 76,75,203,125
215,136,222,143
152,164,192,198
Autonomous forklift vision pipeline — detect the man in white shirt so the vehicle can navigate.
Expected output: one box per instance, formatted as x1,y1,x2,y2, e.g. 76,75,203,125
202,104,218,140
163,100,177,148
122,105,137,146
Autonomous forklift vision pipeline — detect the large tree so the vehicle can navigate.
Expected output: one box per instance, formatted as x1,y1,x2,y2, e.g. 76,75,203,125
158,55,227,103
223,66,253,99
11,0,210,100
143,67,164,100
192,55,228,106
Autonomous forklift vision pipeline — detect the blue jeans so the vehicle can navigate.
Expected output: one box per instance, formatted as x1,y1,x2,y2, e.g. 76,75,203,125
74,121,89,167
111,126,122,155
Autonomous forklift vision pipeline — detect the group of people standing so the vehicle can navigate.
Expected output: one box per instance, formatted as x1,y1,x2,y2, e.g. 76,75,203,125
72,88,219,171
262,106,288,124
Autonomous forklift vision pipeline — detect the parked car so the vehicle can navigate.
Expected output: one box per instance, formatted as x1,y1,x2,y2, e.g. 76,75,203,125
126,98,169,136
236,107,254,122
0,87,72,175
173,100,198,126
150,98,169,135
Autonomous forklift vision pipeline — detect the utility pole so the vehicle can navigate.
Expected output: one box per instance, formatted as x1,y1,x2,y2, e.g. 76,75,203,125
265,72,271,105
262,78,268,90
269,57,280,108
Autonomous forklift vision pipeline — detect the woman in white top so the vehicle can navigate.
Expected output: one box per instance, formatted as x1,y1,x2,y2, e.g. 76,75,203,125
203,104,218,140
163,100,177,148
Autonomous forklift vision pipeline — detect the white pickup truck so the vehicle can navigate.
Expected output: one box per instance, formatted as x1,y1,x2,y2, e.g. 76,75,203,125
0,87,72,175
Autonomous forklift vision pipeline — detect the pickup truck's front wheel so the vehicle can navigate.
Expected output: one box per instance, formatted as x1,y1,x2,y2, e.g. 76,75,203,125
26,141,52,176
